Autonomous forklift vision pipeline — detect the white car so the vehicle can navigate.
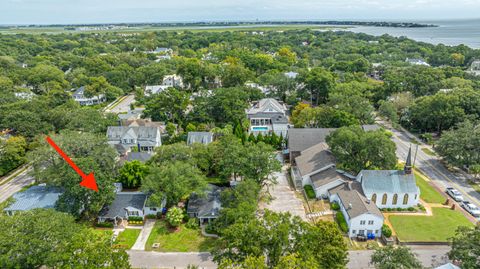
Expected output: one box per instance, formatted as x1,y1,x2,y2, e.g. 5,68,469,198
446,187,464,202
460,201,480,217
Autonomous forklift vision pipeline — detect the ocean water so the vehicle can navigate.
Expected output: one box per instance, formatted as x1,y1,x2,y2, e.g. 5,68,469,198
343,19,480,49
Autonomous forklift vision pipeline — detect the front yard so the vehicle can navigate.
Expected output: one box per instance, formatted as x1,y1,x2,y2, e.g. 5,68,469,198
415,172,446,204
145,221,217,252
389,207,473,242
113,229,141,249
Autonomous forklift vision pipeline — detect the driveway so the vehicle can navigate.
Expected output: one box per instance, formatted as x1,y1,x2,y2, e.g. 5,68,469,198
260,154,307,220
131,219,156,250
0,167,35,203
128,245,451,269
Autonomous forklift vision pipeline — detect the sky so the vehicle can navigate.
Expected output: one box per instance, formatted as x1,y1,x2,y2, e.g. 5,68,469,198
1,0,480,25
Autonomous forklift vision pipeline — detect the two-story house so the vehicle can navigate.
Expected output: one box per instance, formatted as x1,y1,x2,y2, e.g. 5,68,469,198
107,126,161,156
246,98,289,137
72,86,106,106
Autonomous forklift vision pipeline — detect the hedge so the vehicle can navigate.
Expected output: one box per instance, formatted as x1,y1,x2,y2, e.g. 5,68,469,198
335,212,348,233
382,224,392,238
96,222,114,228
128,216,143,221
304,185,316,199
331,202,340,211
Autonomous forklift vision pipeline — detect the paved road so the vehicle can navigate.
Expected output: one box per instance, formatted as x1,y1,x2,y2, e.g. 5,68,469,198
106,94,135,114
128,245,451,269
0,167,35,203
379,120,480,217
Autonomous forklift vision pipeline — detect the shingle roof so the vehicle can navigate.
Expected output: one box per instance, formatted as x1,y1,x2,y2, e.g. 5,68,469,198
294,142,335,176
4,185,63,212
107,126,160,141
187,184,223,218
246,98,287,115
310,166,344,189
187,132,213,145
360,170,418,194
126,152,152,162
288,128,336,153
329,182,383,219
99,192,147,219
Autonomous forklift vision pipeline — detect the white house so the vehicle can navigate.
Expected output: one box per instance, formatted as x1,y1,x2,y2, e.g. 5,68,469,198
72,86,106,106
357,150,420,209
246,98,289,137
329,182,384,238
162,74,183,88
187,132,214,145
107,126,162,156
144,85,170,96
406,58,430,67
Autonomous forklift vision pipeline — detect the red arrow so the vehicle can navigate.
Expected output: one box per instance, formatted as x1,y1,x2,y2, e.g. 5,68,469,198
45,136,98,192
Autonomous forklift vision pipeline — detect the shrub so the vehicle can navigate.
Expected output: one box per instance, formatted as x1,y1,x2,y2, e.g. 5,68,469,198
331,202,340,211
304,185,316,199
335,212,348,233
128,216,143,222
396,207,404,212
382,224,392,238
407,207,415,212
166,207,184,227
186,218,199,229
96,222,114,228
418,204,426,211
386,208,392,212
145,214,157,219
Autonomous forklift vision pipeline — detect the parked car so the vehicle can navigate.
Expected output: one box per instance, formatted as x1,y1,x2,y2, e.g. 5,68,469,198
460,201,480,217
446,187,464,202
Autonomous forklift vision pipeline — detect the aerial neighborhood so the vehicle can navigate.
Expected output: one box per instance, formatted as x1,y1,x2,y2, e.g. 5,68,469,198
0,23,480,269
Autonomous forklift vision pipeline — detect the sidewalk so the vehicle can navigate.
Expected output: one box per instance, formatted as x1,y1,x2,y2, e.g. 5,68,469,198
131,219,155,250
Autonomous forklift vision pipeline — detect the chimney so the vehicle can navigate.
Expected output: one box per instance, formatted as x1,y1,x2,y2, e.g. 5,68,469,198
347,181,352,191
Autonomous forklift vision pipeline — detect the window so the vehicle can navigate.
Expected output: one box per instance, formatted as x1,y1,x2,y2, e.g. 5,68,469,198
392,194,398,205
403,194,409,205
382,193,388,205
150,208,157,211
375,230,379,234
352,230,356,234
360,220,366,225
358,230,365,235
368,220,374,225
371,194,377,203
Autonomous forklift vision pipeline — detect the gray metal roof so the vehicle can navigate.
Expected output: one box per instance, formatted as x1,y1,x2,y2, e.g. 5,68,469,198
361,124,381,132
187,184,222,218
360,170,418,194
329,182,383,219
435,264,460,269
99,192,147,219
4,185,63,212
107,126,160,142
288,128,336,153
187,132,213,145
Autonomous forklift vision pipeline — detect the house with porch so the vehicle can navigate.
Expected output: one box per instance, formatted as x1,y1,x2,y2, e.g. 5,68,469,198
107,125,161,156
246,98,289,137
72,86,106,106
4,185,63,216
187,184,223,224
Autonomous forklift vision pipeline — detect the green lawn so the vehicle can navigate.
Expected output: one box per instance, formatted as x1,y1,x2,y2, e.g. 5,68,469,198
389,207,473,242
113,229,141,249
145,221,217,252
415,173,446,203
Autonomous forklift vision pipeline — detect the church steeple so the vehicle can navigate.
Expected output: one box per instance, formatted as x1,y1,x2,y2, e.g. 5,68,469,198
404,146,412,174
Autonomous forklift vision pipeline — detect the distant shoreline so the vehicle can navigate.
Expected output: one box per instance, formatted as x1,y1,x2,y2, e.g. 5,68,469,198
0,21,437,30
